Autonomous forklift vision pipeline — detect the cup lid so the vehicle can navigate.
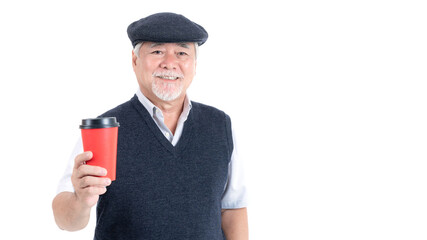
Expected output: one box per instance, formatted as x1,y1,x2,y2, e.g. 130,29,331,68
80,117,120,129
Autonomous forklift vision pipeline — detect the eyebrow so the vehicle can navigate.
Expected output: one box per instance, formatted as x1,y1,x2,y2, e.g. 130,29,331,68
149,43,164,48
176,43,190,49
149,43,190,49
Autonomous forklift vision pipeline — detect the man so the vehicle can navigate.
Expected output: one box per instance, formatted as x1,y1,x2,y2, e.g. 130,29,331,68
52,12,248,239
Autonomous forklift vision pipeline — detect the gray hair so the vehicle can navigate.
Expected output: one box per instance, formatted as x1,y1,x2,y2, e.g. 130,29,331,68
133,42,198,59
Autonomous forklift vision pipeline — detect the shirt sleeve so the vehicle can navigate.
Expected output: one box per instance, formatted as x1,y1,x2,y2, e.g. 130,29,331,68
56,137,83,194
221,125,248,209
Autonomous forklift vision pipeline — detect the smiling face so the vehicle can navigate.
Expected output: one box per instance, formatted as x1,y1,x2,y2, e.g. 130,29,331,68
132,42,197,104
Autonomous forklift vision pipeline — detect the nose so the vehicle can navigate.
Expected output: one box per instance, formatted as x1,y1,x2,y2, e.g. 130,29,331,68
160,52,178,70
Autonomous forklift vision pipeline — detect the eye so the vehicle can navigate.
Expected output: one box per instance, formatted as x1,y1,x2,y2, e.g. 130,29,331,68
151,50,163,55
178,52,188,56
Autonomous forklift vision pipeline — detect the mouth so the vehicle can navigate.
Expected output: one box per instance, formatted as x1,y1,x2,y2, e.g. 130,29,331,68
153,71,184,81
156,76,180,80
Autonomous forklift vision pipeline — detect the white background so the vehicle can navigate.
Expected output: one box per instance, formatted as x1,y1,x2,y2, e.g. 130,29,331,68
0,0,426,239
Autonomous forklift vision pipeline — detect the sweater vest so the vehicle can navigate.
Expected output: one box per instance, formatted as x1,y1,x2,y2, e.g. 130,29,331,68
94,95,233,240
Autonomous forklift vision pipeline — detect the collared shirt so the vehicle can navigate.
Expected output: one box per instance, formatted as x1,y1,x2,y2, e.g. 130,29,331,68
135,90,192,146
56,89,247,209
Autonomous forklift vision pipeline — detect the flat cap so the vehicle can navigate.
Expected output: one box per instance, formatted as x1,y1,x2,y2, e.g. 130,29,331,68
127,12,208,47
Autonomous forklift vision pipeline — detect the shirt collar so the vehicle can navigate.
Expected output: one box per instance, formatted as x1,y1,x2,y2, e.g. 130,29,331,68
135,88,192,118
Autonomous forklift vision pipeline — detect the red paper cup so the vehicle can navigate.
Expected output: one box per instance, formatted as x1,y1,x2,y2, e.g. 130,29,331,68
80,117,119,181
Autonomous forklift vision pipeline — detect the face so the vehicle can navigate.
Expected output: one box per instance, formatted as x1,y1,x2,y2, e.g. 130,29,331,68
132,42,197,103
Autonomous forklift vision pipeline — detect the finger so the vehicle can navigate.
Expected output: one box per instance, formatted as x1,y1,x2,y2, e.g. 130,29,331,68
76,164,108,179
74,151,93,169
79,176,111,189
80,186,108,196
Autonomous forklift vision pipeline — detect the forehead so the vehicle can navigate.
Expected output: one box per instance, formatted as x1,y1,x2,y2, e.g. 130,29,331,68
145,42,194,49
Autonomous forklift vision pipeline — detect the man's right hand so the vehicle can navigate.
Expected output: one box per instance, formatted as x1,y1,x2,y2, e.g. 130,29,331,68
71,151,111,209
52,151,111,231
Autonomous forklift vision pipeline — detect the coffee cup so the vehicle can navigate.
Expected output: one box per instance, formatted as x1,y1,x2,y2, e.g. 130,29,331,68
80,117,119,181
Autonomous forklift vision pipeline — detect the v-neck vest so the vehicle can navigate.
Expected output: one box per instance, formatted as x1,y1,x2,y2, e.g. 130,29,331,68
94,95,233,240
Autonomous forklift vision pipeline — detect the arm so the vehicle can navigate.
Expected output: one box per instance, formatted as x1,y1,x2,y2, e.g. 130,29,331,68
221,208,249,240
52,191,92,231
52,151,111,231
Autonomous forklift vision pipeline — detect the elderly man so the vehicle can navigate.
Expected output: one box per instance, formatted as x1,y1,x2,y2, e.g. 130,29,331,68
52,12,248,239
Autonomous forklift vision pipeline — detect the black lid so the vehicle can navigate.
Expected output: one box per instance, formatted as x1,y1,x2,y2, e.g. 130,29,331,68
80,117,120,129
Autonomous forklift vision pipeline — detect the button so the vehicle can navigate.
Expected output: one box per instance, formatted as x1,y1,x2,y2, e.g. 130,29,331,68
165,132,170,138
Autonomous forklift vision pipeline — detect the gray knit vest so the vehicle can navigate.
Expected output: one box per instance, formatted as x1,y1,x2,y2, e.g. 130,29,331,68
94,95,233,240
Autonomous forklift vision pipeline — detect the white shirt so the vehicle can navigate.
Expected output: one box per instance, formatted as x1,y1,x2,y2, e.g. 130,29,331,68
56,89,247,209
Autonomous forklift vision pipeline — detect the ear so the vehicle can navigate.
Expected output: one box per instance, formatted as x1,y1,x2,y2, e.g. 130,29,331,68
132,50,138,67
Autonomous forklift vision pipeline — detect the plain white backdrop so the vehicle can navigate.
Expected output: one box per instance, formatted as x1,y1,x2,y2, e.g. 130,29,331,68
0,0,426,239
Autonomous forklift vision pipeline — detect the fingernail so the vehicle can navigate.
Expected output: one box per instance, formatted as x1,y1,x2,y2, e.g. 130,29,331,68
106,178,112,185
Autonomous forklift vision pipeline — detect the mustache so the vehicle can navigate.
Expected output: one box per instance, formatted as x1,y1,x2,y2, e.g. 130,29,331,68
152,71,184,79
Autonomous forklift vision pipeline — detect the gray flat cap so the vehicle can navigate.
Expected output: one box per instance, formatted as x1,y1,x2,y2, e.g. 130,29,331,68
127,12,208,47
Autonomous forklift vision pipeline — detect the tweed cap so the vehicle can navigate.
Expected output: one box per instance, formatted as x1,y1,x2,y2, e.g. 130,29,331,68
127,12,208,47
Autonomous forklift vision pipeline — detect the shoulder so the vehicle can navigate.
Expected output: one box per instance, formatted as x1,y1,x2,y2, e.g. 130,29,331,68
191,101,233,141
191,101,234,157
191,101,231,122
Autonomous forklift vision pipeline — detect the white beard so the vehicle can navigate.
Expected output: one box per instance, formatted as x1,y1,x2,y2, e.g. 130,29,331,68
152,78,183,101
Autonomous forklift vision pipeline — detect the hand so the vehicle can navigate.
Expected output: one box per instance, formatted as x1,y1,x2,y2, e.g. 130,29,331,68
71,151,111,209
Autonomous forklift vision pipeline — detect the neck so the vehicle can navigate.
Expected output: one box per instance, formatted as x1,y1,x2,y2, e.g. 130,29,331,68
144,90,186,134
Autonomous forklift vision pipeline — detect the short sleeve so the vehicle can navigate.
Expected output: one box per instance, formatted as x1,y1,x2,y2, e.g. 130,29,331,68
221,124,248,209
56,137,83,194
